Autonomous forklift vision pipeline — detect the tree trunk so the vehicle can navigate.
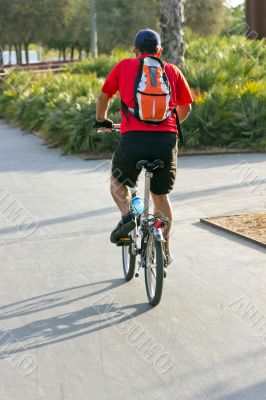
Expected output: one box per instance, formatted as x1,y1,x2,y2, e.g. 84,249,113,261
24,43,29,64
246,0,266,39
8,45,12,64
15,44,20,64
78,47,83,60
62,48,66,61
0,47,3,65
160,0,185,65
18,43,23,64
70,46,75,60
90,0,98,58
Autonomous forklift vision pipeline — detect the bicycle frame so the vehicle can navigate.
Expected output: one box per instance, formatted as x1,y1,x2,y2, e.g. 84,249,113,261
144,170,152,217
131,168,168,283
99,123,171,304
132,171,167,272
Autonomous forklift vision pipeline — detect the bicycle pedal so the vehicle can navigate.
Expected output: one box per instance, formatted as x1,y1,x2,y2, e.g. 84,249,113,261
116,236,132,246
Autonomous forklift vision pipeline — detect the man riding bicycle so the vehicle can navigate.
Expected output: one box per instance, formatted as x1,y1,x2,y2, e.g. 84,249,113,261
94,29,193,264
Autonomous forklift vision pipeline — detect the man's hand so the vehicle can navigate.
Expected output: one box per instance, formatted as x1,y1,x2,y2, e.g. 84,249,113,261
93,119,114,129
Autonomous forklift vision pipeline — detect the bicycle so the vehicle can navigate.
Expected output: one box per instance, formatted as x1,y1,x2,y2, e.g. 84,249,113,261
97,123,169,307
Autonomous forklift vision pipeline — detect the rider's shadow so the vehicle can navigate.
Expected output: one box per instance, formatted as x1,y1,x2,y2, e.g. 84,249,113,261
0,279,123,321
0,279,151,359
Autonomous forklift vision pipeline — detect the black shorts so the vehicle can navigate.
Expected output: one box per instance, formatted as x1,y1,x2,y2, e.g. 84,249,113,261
111,131,178,195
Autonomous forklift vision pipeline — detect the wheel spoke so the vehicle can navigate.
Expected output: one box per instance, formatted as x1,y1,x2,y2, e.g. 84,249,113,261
151,268,156,279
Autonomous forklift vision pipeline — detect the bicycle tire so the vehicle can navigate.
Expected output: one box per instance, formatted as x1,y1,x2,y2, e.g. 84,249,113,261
144,234,164,306
122,244,136,281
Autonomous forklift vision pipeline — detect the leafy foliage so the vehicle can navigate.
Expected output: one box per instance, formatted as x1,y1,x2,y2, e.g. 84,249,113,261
184,0,230,36
0,34,265,152
65,54,122,77
0,0,243,63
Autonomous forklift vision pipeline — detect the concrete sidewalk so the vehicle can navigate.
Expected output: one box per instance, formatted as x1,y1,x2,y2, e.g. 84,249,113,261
0,122,265,400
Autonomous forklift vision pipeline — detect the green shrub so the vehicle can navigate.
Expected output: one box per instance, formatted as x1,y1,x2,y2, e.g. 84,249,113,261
65,49,132,78
183,80,266,150
0,35,265,153
0,71,106,152
182,35,266,92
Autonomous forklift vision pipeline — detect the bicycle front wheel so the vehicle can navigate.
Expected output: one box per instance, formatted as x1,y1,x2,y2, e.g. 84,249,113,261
144,234,164,306
122,244,136,281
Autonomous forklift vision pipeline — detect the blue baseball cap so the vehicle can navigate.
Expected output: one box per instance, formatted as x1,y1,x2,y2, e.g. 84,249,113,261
134,29,161,48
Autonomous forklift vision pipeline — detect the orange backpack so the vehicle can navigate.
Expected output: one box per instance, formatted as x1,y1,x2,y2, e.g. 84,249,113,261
122,56,171,123
121,56,184,144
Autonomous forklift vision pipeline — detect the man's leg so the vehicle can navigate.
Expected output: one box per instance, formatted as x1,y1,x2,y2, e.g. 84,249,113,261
110,175,131,216
109,175,136,243
151,193,173,254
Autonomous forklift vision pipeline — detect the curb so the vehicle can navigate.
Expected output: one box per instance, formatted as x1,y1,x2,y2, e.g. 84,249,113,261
75,148,264,160
29,130,265,159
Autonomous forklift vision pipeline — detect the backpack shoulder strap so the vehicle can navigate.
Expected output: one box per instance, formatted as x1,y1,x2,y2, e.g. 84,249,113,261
121,99,129,122
173,108,184,146
121,58,144,120
133,58,145,119
146,55,164,68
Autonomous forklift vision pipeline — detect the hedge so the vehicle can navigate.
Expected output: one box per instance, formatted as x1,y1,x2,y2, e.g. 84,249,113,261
0,35,265,152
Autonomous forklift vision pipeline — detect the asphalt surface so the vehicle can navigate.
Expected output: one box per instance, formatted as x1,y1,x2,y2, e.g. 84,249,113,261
0,121,265,400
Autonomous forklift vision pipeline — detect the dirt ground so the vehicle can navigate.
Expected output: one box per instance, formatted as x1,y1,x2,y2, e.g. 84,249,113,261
202,213,266,246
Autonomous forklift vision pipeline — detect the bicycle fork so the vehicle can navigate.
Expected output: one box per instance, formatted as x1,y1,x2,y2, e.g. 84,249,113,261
134,170,167,278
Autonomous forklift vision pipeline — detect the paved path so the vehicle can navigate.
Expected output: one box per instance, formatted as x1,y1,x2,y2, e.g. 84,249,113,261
0,122,265,400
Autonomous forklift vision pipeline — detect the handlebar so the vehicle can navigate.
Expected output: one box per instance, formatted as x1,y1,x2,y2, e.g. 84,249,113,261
97,123,121,133
113,123,121,130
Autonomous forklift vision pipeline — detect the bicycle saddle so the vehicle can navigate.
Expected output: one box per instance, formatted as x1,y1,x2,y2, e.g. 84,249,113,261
136,159,164,172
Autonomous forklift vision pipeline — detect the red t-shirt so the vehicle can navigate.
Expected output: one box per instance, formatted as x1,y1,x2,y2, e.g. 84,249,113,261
101,54,193,135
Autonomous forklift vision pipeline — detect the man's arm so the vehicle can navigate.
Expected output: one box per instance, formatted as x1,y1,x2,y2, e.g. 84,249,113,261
96,91,110,121
177,104,192,123
93,61,121,128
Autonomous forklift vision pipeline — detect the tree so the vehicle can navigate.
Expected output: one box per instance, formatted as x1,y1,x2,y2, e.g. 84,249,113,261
68,0,91,59
46,0,91,60
221,5,245,36
90,0,98,57
160,0,185,65
185,0,228,36
0,0,165,61
0,0,76,63
96,0,159,53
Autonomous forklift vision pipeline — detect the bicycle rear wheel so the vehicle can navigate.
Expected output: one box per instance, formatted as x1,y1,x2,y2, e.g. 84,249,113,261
144,234,164,306
122,244,136,281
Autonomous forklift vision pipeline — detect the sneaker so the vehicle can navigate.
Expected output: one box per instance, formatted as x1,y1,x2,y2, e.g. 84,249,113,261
110,215,136,244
